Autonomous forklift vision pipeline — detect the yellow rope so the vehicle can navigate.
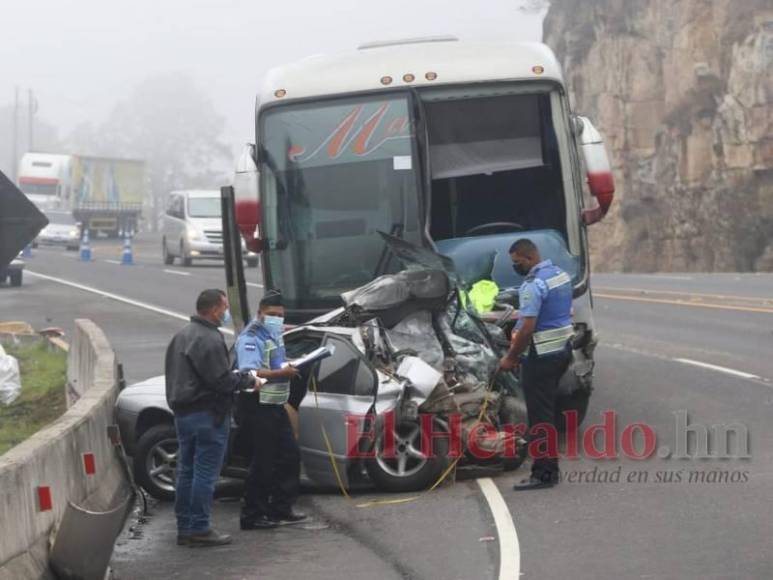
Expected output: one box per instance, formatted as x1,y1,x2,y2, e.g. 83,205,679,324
309,369,501,509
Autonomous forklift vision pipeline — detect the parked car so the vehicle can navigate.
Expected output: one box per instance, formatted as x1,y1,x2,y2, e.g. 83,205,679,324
161,190,258,267
35,211,81,251
116,259,528,501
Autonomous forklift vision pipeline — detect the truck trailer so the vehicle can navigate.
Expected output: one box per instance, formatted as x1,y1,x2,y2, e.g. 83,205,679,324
17,152,145,237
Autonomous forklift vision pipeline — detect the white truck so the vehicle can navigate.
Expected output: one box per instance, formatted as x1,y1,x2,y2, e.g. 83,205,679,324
17,152,145,237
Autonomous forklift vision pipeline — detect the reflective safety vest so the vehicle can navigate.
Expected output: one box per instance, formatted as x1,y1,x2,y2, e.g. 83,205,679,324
517,260,573,357
235,320,290,405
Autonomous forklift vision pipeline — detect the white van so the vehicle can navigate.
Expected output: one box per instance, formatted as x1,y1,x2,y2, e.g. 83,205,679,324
162,190,257,267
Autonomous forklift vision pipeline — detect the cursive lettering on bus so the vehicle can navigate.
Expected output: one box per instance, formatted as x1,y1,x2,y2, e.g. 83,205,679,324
287,103,411,163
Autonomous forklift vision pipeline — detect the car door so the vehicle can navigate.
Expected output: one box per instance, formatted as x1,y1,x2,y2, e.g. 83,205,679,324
298,333,378,488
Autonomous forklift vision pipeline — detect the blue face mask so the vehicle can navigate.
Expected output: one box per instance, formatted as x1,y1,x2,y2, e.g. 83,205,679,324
262,314,284,337
220,308,232,327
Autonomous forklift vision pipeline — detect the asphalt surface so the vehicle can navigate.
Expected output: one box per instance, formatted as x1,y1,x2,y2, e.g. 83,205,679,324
3,238,772,579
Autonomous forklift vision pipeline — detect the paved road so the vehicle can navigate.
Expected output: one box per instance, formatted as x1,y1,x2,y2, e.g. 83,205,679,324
3,240,772,579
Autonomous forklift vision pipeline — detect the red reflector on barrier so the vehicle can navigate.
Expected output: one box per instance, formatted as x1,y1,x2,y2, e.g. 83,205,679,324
83,453,96,475
37,486,52,512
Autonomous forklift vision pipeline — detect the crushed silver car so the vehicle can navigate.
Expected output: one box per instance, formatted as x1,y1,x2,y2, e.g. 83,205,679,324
116,241,528,499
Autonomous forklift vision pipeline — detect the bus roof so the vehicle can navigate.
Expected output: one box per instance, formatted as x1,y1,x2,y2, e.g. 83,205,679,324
259,39,563,108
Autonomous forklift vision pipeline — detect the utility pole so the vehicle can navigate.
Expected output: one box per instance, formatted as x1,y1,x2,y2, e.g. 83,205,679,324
28,88,35,152
11,86,19,182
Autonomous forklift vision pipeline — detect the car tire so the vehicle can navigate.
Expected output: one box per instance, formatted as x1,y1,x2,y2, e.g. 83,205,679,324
180,241,192,267
365,418,449,493
162,238,174,265
134,424,178,501
246,257,259,268
499,396,529,472
9,270,22,287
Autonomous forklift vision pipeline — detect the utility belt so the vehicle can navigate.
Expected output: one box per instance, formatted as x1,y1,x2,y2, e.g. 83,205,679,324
530,324,574,357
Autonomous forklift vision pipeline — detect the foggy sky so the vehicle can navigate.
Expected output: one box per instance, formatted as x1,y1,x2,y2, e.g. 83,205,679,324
2,0,544,151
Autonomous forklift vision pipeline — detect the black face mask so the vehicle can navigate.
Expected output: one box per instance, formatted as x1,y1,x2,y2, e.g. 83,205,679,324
512,263,530,276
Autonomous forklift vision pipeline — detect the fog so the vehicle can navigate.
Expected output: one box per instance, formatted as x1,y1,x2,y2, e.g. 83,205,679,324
2,0,545,167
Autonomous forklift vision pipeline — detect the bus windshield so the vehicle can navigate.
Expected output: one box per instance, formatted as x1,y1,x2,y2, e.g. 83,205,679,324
260,94,423,311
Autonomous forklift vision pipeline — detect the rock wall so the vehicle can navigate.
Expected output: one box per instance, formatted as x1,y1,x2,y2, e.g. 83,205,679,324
544,0,773,271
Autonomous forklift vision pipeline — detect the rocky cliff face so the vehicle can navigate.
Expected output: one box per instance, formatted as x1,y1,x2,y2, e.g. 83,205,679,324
544,0,773,271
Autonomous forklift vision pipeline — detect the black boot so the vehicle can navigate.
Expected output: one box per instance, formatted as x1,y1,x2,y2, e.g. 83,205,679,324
513,472,559,491
187,528,232,547
241,514,279,530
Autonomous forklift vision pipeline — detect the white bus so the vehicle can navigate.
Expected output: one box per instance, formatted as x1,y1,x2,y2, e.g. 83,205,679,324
233,37,615,414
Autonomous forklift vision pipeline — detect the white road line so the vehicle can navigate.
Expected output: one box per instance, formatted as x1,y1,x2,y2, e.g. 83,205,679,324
104,259,121,265
26,270,234,335
163,269,191,277
246,282,264,288
673,358,761,380
477,478,520,580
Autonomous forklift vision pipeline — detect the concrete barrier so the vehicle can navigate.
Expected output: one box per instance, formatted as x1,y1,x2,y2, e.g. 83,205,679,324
0,319,131,580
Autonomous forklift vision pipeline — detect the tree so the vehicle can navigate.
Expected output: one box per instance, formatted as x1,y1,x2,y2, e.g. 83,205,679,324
69,72,232,230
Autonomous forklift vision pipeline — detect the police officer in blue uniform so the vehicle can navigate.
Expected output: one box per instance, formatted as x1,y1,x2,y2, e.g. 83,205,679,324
235,290,306,529
499,239,573,490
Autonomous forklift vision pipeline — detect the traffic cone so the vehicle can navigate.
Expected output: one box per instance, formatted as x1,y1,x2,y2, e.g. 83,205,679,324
120,234,134,265
79,229,92,262
21,243,33,258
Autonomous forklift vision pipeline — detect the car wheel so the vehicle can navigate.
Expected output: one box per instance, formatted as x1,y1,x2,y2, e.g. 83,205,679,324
365,418,449,493
499,396,529,471
162,238,174,265
134,424,178,501
246,257,259,268
9,270,22,287
180,241,192,267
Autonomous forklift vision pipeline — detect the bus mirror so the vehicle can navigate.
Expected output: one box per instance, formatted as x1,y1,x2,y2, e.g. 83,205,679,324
576,116,615,225
234,144,263,251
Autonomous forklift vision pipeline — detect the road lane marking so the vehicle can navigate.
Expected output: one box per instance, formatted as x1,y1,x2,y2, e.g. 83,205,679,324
246,282,264,288
596,286,772,303
673,358,761,380
26,270,234,335
477,478,519,580
616,274,694,281
163,269,191,277
104,259,121,265
605,343,770,385
594,293,773,315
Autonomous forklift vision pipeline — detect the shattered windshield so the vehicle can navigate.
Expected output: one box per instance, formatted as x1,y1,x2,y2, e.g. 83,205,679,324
259,94,423,312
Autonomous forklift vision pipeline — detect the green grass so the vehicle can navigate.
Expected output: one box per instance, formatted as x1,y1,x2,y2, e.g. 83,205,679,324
0,341,67,456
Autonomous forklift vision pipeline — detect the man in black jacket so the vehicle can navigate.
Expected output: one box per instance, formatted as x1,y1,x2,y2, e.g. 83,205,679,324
165,288,256,547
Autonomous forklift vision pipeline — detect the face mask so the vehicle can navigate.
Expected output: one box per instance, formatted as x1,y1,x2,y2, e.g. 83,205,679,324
220,308,232,327
512,263,531,276
262,315,284,337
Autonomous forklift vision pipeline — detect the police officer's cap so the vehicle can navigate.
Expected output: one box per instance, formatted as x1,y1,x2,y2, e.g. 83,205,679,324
259,289,283,308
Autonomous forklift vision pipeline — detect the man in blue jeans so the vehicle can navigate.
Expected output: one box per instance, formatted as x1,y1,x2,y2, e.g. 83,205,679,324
165,289,256,547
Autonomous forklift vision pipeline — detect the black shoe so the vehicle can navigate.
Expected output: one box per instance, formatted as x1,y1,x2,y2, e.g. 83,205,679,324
512,475,558,491
177,534,191,546
240,514,279,530
187,528,232,547
273,510,308,524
